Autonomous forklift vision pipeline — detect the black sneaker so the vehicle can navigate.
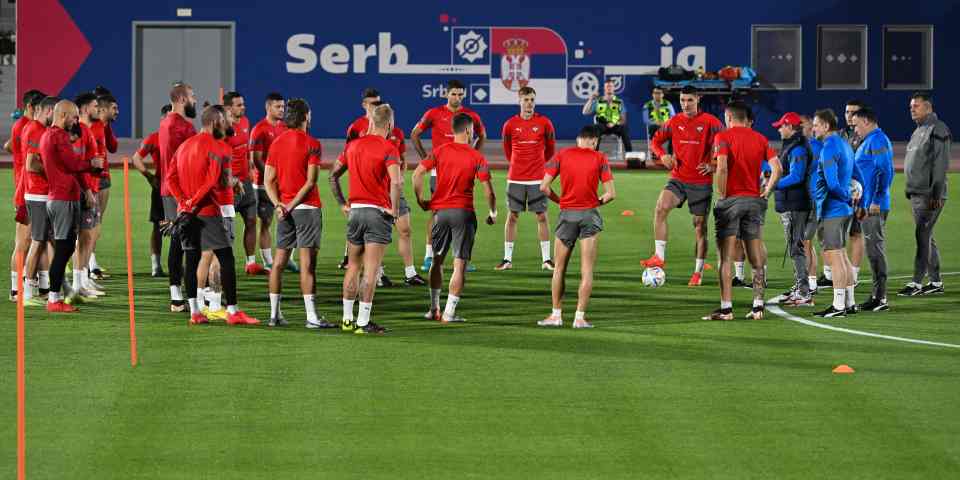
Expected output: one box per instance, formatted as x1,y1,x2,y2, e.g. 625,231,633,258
745,306,765,320
845,305,859,315
896,284,923,297
817,275,832,289
170,299,187,312
337,255,348,270
701,308,734,321
920,283,945,295
731,277,747,288
858,297,890,312
354,321,387,335
814,305,846,318
378,273,394,288
404,274,427,286
90,268,108,280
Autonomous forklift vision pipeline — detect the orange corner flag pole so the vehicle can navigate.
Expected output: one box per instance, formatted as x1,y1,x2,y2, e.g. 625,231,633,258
16,251,25,480
123,157,139,367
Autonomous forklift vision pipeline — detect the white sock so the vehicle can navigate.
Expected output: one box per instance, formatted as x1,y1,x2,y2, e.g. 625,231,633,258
89,253,99,270
424,245,434,260
430,289,441,309
170,285,183,301
303,294,317,322
932,281,943,287
343,243,349,257
504,242,514,262
188,297,200,315
49,291,61,303
824,265,833,280
260,248,273,265
23,279,35,300
11,270,18,292
734,262,745,279
378,265,385,281
197,288,205,306
574,310,586,322
269,293,281,319
405,265,417,279
845,286,855,308
720,300,733,309
695,258,705,273
833,288,846,310
343,298,355,320
753,298,764,308
443,294,460,319
209,291,222,310
540,241,551,262
81,268,95,289
851,266,860,284
151,254,160,271
551,308,562,319
227,304,238,315
654,240,667,260
246,255,256,265
808,276,818,291
38,271,49,289
357,301,372,327
73,268,83,292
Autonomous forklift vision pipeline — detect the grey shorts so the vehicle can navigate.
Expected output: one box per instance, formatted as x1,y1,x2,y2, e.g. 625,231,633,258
398,196,411,217
714,196,766,241
429,175,437,194
234,180,258,220
79,202,99,230
27,200,51,242
555,208,604,248
182,214,234,251
45,200,80,241
507,182,548,213
162,195,179,222
818,216,852,250
802,210,818,241
431,208,478,260
347,207,394,246
99,177,111,190
666,179,713,216
848,216,863,236
256,188,274,221
277,208,322,249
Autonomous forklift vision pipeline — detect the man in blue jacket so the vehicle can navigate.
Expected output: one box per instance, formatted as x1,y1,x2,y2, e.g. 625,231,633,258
810,109,861,318
851,108,894,312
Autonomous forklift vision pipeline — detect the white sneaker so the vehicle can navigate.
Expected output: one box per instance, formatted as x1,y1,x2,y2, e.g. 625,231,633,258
441,314,466,323
86,277,105,291
537,315,562,327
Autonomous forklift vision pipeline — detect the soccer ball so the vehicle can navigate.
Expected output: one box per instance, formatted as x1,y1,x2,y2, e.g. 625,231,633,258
850,179,863,200
642,267,666,288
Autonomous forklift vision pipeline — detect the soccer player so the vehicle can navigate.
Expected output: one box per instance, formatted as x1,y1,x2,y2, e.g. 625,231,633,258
40,100,102,312
131,104,172,277
250,92,298,274
643,86,723,286
769,112,817,307
411,79,486,272
222,91,261,275
86,93,119,280
413,112,497,323
497,86,556,271
167,105,259,326
159,83,198,312
264,98,332,328
841,100,867,288
538,126,616,328
69,92,105,301
705,101,781,321
8,89,44,301
330,104,403,335
20,96,57,305
811,109,860,318
850,108,894,311
343,89,426,286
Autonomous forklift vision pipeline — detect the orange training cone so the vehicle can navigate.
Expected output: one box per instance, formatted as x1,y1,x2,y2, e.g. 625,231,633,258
621,210,635,216
832,364,855,374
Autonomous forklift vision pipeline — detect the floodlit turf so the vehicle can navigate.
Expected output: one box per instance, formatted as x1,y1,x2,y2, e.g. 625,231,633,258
1,168,958,479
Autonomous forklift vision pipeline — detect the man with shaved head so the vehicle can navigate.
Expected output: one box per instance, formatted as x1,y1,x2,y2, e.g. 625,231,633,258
39,100,103,312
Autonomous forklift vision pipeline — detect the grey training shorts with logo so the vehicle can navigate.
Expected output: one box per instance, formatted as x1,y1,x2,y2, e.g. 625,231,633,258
27,200,51,242
398,196,411,217
181,214,235,251
162,195,179,223
818,215,852,251
99,176,111,190
79,202,99,230
234,180,258,220
507,182,548,213
431,208,478,260
665,178,713,216
713,196,767,241
346,207,394,246
555,208,604,248
45,200,81,241
256,188,274,221
277,208,323,249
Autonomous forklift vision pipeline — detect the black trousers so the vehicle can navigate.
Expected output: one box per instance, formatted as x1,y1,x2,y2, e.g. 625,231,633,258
594,117,633,152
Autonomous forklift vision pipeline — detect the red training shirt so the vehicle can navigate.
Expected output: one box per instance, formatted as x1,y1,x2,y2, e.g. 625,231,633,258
22,120,49,199
227,116,251,182
88,121,114,179
158,112,197,196
342,135,400,210
545,147,614,210
40,126,92,202
420,142,491,211
414,105,485,154
249,118,288,187
166,132,227,217
10,116,30,207
346,116,407,156
267,129,323,208
502,113,556,182
213,138,235,210
135,132,161,169
713,126,777,198
75,123,102,193
651,111,723,185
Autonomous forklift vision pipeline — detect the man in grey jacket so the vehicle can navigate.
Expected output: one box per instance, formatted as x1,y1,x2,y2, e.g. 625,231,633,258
898,92,952,297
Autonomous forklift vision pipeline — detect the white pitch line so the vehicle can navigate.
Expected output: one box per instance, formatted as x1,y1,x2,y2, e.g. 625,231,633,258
767,305,960,349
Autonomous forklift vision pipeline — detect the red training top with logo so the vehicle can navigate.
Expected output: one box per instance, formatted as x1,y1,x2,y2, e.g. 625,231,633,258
88,121,113,179
420,142,491,211
75,123,102,193
40,126,92,202
22,120,49,198
10,116,30,207
346,116,407,156
227,116,251,182
249,118,288,187
166,132,226,217
213,138,235,208
714,126,777,198
343,135,400,210
158,112,197,196
135,132,161,168
267,129,323,208
651,111,723,185
545,147,614,210
502,113,556,182
414,105,485,154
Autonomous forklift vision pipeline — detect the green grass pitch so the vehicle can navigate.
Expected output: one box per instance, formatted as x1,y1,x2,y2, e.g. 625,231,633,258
1,169,958,479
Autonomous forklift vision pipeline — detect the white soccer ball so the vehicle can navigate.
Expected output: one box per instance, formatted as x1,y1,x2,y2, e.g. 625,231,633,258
642,267,666,288
850,179,863,200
